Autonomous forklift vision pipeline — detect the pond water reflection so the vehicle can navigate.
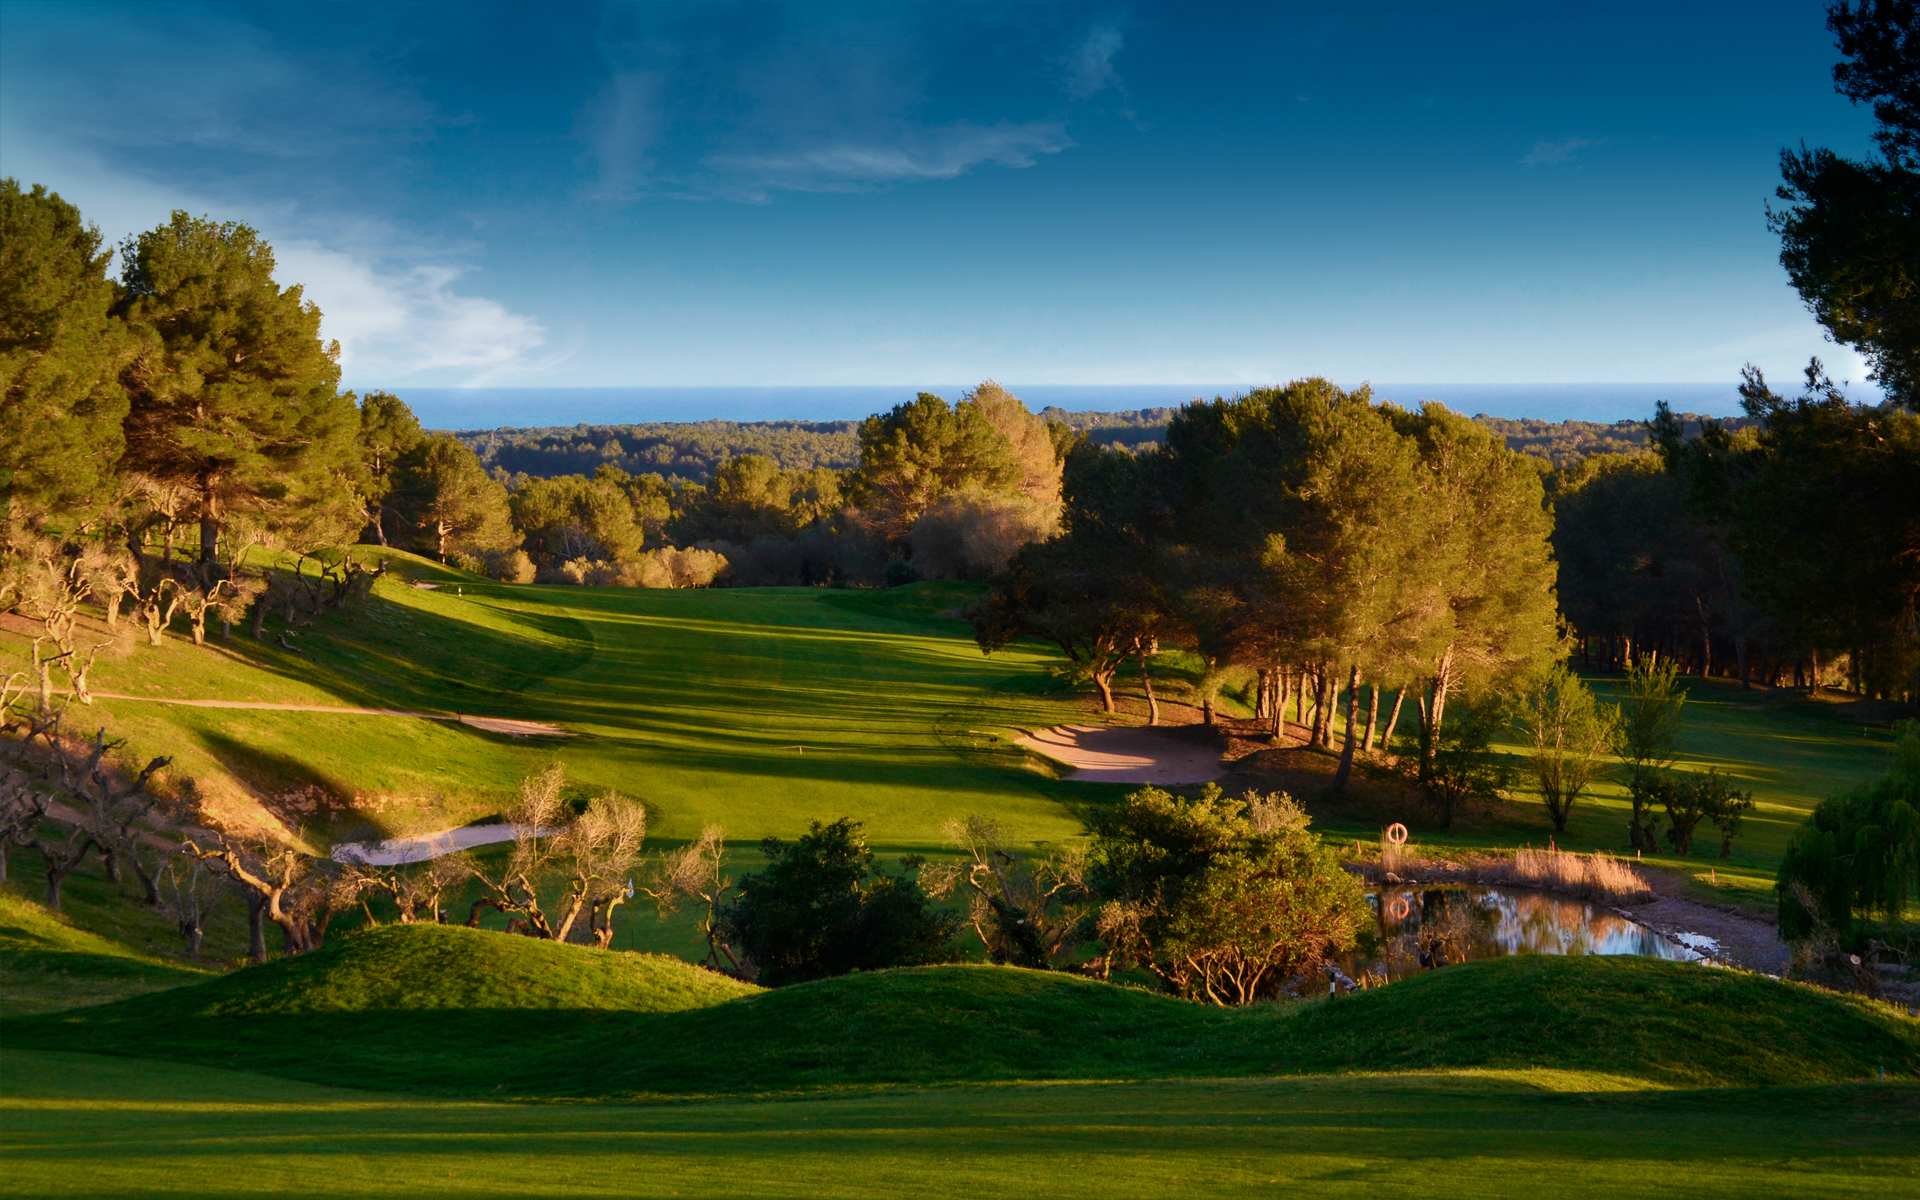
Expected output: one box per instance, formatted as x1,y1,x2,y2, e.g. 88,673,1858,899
1342,887,1700,983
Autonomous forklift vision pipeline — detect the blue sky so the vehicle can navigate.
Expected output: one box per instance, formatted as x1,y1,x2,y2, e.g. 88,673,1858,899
0,1,1884,408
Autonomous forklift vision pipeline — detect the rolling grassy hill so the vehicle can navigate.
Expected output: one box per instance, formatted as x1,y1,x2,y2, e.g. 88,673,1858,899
16,924,1916,1096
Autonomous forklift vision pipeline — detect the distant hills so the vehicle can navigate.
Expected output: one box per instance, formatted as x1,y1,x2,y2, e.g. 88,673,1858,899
453,408,1759,484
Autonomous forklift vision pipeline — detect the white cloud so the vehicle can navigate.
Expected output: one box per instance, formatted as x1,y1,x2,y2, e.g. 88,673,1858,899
1521,137,1603,166
703,121,1072,199
276,242,548,383
1064,22,1126,100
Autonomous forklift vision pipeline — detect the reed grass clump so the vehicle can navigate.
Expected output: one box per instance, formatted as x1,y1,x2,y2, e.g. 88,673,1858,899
1512,847,1652,902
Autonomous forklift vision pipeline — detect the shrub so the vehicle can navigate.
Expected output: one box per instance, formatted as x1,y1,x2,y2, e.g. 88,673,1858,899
1777,721,1920,940
718,818,959,986
909,489,1060,580
1088,785,1367,1005
483,547,536,584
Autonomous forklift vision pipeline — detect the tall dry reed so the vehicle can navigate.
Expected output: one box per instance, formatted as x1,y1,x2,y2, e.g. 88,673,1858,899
1512,846,1652,902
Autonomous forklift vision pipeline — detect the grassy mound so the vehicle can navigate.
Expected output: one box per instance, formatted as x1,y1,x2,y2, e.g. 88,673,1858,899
0,891,209,1017
16,925,1917,1095
64,923,757,1017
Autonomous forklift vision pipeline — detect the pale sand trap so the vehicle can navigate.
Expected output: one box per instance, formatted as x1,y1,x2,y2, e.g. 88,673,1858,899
87,693,569,738
1015,724,1225,785
331,823,559,865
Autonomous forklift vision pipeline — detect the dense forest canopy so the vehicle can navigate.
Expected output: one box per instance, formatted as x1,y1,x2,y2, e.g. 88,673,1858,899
453,409,1761,483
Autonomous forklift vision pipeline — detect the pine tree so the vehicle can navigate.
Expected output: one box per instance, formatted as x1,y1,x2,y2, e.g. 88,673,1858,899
0,180,137,531
116,212,357,563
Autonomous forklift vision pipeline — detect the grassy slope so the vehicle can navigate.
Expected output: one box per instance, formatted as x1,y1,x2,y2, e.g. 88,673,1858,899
0,890,209,1015
7,556,1096,855
5,1049,1916,1200
16,925,1917,1095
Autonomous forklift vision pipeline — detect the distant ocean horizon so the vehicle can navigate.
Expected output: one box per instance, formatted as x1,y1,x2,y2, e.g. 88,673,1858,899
383,381,1882,432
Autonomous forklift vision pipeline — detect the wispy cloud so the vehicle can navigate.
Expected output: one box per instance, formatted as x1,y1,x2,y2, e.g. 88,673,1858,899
1521,136,1604,166
703,122,1072,200
277,242,548,383
1064,22,1126,101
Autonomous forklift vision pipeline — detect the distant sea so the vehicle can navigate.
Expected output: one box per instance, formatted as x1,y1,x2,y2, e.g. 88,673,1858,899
387,382,1866,432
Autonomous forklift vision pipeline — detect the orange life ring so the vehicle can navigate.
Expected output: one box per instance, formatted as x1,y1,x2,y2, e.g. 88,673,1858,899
1388,895,1412,921
1385,823,1409,846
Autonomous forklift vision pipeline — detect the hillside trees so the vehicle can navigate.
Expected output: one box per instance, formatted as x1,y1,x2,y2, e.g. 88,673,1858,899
115,211,360,564
1655,367,1920,701
1771,0,1920,408
0,180,136,531
388,434,516,564
1513,666,1619,834
851,391,1026,544
353,391,425,546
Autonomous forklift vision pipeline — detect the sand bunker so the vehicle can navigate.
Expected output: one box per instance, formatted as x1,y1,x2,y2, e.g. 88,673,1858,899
1015,724,1225,785
331,823,558,865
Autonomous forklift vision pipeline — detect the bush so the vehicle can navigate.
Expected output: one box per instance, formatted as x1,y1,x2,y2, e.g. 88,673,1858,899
483,547,537,584
909,490,1061,580
1777,720,1919,940
718,818,960,986
1088,785,1368,1005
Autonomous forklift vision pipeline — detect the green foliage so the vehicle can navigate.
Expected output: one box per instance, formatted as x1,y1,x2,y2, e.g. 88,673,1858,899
1770,0,1920,407
387,433,515,563
1655,367,1920,700
1778,719,1920,938
721,818,960,986
352,391,425,543
1513,666,1619,834
508,470,647,567
115,210,359,560
1641,768,1755,857
1088,785,1367,1004
851,391,1025,543
1423,694,1513,828
1614,657,1688,850
0,179,135,526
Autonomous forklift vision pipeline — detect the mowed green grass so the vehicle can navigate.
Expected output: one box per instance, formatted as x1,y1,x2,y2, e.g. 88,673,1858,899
8,554,1096,853
17,925,1916,1095
2,1049,1916,1200
0,889,210,1015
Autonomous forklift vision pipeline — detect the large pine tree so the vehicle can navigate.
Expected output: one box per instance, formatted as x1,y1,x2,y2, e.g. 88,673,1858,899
116,212,358,562
0,180,137,531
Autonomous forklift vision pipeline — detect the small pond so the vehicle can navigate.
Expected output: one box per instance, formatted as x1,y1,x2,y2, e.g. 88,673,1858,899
1340,886,1705,984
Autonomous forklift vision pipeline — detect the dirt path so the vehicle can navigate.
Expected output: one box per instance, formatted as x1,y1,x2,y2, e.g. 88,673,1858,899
1015,724,1225,785
85,693,568,738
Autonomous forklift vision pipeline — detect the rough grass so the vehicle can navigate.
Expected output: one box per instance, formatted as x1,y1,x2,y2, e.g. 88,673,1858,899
0,889,209,1016
1511,846,1653,901
3,1050,1917,1199
16,925,1917,1096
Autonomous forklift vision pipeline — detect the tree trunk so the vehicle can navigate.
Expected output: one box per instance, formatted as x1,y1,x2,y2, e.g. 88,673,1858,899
247,892,269,964
1421,646,1455,779
133,857,162,906
0,843,9,885
1272,669,1287,740
181,919,204,955
1311,666,1331,747
1362,683,1380,752
1138,648,1159,727
1255,669,1270,720
1094,666,1116,714
199,480,221,565
1383,685,1407,756
1332,664,1362,791
46,865,67,910
103,845,121,883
